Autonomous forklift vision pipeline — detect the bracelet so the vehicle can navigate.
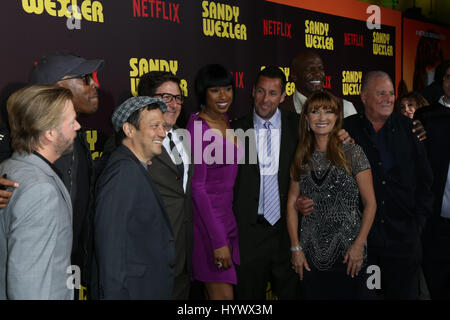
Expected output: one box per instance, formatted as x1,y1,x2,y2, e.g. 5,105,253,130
290,245,303,252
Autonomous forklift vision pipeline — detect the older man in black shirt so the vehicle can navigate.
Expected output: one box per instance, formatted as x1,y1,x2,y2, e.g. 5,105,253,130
343,71,434,299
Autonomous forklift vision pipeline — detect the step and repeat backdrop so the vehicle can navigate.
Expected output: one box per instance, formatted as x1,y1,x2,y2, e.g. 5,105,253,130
1,0,401,157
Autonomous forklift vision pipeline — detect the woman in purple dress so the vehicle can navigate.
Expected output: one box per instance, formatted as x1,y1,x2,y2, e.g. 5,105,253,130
186,64,241,300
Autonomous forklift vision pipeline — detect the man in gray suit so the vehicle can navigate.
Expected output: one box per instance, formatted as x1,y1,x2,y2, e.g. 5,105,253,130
137,72,193,299
0,85,81,299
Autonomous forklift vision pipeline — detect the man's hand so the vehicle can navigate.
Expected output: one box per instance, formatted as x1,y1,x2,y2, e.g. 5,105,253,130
295,195,314,216
412,120,426,141
337,129,354,144
0,176,19,209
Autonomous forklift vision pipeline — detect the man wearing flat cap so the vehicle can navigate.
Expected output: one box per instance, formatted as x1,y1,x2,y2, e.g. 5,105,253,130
94,96,175,299
0,52,104,300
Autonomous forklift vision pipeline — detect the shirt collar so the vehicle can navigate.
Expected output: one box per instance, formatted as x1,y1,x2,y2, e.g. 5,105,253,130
293,89,307,114
361,111,394,133
438,95,450,108
253,107,282,129
32,150,63,180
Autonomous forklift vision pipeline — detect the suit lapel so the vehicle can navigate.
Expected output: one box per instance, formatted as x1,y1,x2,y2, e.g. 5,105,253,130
155,147,179,175
16,153,73,215
119,145,174,233
278,110,292,187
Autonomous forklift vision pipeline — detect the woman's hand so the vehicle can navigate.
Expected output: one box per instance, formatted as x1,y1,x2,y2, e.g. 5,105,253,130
213,245,232,269
343,242,364,278
291,250,311,280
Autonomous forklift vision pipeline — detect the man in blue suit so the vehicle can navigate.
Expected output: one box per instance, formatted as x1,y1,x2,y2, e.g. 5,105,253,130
94,96,175,299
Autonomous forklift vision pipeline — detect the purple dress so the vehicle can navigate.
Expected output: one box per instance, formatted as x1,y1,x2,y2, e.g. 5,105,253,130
186,113,241,284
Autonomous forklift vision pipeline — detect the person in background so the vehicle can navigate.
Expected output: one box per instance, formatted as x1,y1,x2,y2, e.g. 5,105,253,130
395,91,429,119
415,61,450,126
420,109,450,300
279,49,357,117
0,85,80,299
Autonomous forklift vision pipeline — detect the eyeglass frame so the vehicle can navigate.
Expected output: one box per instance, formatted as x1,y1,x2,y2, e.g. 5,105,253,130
59,73,94,86
153,93,184,104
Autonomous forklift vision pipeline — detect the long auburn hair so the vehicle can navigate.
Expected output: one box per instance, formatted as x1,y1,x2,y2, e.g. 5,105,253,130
291,90,350,181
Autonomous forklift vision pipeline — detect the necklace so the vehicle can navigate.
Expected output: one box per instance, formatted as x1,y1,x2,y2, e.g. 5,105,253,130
311,151,331,181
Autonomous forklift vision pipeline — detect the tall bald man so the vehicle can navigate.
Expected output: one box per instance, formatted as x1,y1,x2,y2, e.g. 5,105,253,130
279,49,357,118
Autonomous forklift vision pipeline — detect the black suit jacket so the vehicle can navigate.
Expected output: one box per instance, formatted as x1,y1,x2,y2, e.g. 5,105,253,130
414,101,450,127
422,113,450,224
344,113,434,247
147,128,193,281
94,144,174,299
232,109,299,257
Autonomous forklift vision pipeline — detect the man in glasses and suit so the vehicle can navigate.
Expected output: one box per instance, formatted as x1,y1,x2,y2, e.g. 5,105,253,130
0,52,104,300
137,72,194,299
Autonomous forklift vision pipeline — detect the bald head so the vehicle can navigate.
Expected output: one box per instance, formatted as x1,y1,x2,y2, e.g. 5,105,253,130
291,50,325,97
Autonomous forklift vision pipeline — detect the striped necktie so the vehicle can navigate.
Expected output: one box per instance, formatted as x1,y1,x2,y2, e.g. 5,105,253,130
263,121,280,225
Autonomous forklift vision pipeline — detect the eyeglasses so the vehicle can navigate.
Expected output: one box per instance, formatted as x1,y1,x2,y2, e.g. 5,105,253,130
154,93,184,104
60,73,93,85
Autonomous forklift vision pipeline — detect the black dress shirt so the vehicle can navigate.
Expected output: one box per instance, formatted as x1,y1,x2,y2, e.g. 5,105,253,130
344,112,434,248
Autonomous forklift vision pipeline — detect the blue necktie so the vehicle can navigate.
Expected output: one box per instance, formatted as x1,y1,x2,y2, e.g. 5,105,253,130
263,121,280,225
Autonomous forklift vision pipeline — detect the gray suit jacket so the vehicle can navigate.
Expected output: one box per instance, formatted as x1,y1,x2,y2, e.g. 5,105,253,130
147,131,193,285
0,152,73,300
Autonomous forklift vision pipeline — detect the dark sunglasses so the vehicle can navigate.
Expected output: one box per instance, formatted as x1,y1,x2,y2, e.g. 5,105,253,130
60,73,93,85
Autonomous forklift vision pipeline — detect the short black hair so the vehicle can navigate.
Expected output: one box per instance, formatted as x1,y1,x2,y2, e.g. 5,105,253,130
254,66,287,92
436,59,450,83
116,102,162,144
138,71,181,97
194,64,235,106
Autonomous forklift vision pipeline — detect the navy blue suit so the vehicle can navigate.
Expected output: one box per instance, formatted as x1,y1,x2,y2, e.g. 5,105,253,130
94,144,174,299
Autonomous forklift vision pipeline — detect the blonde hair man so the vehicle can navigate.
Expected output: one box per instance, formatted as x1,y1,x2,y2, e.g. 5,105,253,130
0,85,80,300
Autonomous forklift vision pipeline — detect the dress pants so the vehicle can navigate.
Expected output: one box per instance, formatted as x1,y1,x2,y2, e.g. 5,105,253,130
235,217,300,300
422,217,450,300
367,239,422,300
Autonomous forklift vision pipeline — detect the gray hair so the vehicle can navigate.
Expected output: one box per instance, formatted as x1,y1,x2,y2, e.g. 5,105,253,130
361,71,392,93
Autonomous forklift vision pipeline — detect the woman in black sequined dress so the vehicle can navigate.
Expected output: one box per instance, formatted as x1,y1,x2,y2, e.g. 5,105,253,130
286,91,377,299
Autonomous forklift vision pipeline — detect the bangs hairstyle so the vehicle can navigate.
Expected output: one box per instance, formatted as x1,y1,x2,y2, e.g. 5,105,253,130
394,91,429,113
291,90,351,181
194,64,235,106
7,85,73,154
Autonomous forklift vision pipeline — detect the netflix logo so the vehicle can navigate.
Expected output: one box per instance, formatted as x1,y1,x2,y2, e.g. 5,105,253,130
344,33,364,48
132,0,180,24
230,71,244,89
263,19,291,39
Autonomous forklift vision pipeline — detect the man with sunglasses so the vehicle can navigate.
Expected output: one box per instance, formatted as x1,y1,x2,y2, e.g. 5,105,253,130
0,52,104,300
